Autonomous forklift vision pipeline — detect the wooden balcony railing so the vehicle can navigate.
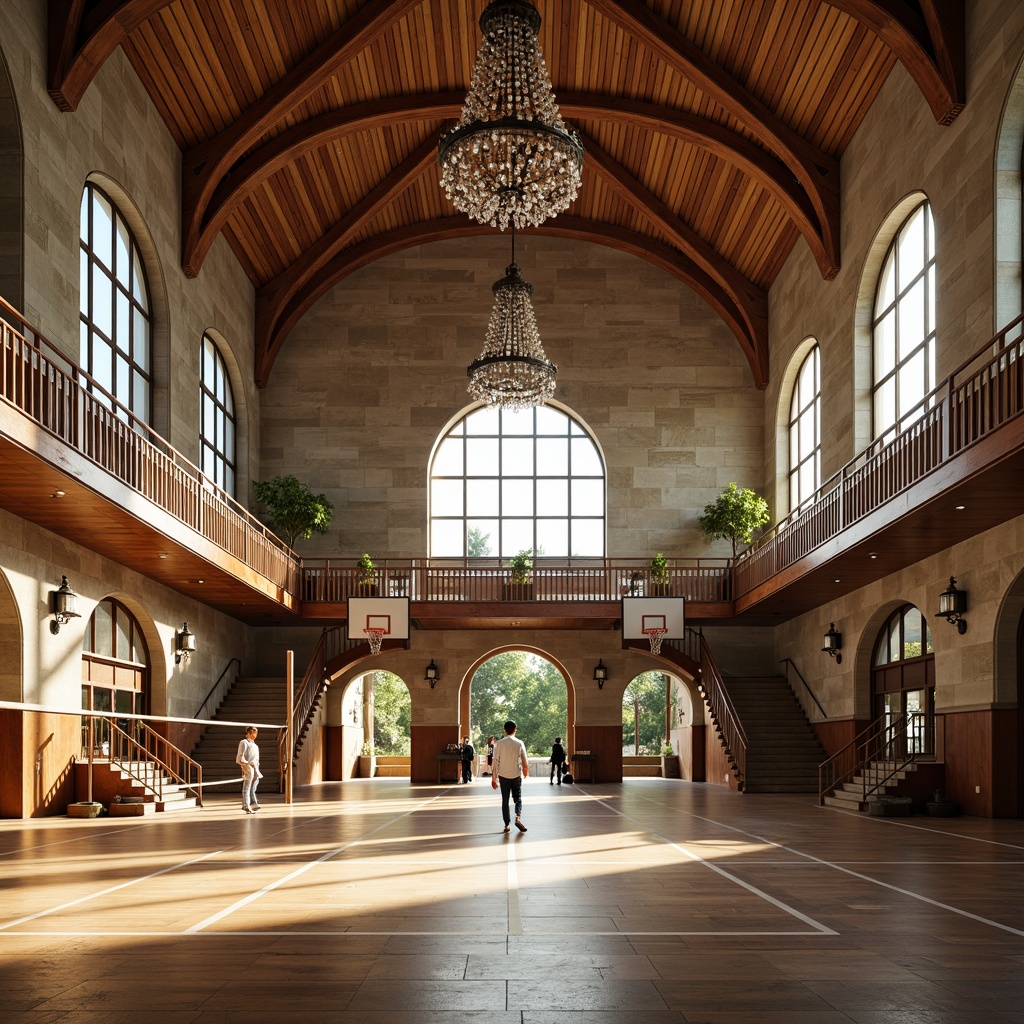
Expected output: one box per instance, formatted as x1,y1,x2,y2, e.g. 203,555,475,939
736,314,1024,595
301,557,733,604
0,297,299,593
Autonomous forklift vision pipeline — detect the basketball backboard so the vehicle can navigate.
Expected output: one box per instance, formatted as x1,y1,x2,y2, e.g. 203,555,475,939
346,596,411,640
621,596,685,642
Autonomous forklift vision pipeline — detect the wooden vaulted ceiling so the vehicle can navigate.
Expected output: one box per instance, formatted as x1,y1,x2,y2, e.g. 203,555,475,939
49,1,964,389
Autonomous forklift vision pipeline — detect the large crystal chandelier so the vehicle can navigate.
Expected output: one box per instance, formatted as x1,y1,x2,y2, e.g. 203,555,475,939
439,0,584,231
467,234,557,410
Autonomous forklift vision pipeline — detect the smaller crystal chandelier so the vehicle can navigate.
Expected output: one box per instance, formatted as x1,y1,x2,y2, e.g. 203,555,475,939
467,231,557,410
439,0,584,231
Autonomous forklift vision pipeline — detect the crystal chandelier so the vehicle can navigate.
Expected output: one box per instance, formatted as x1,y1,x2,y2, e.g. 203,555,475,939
467,233,557,410
439,0,584,231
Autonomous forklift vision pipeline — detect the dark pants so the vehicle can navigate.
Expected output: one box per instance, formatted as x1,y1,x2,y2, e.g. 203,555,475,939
550,761,565,783
498,775,523,825
461,759,472,782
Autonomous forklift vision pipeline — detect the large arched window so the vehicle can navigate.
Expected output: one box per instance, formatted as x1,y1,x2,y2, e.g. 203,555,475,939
788,344,820,511
199,334,236,495
872,604,934,755
430,405,605,557
79,182,153,421
871,201,936,445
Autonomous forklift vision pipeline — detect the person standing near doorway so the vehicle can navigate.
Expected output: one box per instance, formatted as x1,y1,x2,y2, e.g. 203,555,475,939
491,720,529,832
484,735,495,776
236,726,262,813
460,735,475,783
549,736,566,785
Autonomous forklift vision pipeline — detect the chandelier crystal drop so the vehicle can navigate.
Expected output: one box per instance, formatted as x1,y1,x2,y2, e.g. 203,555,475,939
467,258,557,411
439,0,584,231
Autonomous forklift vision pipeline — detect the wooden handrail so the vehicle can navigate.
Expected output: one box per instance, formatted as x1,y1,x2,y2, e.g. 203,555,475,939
779,658,827,720
0,296,300,592
109,720,203,806
698,632,747,786
194,657,242,719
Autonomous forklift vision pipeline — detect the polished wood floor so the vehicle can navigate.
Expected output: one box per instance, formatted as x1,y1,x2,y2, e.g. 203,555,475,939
2,778,1023,1023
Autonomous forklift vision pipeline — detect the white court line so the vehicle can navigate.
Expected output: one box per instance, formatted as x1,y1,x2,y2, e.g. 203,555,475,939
0,928,831,938
630,790,1024,938
0,849,225,931
506,842,522,935
186,792,445,933
589,794,838,936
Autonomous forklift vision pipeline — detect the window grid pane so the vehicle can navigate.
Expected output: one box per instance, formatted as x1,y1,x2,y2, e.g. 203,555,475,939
787,346,821,511
199,335,237,496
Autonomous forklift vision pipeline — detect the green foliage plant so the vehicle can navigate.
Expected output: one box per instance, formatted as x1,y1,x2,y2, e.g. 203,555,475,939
650,552,669,584
360,740,374,756
252,474,334,549
356,552,375,586
697,482,771,557
507,549,532,585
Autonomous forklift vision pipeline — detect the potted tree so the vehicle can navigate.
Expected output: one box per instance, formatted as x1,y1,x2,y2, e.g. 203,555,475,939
661,742,680,779
698,482,771,557
650,552,670,595
252,474,334,549
358,740,376,778
503,549,533,600
356,552,377,594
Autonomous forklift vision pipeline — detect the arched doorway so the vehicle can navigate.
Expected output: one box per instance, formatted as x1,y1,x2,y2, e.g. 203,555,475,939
872,604,935,756
80,598,150,757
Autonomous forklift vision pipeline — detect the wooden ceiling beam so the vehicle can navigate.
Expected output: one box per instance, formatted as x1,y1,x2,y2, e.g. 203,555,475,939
827,0,965,125
584,0,840,281
254,137,439,377
180,0,421,278
47,0,172,112
580,132,769,389
254,216,769,393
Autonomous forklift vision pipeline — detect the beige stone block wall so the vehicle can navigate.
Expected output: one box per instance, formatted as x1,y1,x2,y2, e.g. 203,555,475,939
0,1,259,497
261,235,765,560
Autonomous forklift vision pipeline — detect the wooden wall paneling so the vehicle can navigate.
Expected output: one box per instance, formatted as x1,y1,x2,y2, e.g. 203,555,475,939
411,723,459,783
813,718,870,759
0,709,24,817
572,725,622,783
25,711,78,817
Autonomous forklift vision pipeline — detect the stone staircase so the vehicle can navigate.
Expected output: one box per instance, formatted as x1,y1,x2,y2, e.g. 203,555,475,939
721,677,826,793
80,759,199,814
822,758,946,812
191,677,285,795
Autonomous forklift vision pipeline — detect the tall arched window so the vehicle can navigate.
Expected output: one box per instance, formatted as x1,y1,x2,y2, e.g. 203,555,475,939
788,345,820,511
872,604,934,755
430,405,605,557
81,598,149,756
872,201,936,445
199,334,236,495
79,182,152,421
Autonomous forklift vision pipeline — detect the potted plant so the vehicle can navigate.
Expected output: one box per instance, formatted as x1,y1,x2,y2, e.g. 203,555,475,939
356,552,377,594
252,474,334,549
697,482,771,557
358,740,376,778
661,742,680,779
503,548,533,600
650,552,670,594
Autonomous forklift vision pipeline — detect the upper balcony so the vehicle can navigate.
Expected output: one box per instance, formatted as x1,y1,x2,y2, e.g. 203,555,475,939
1,294,1022,628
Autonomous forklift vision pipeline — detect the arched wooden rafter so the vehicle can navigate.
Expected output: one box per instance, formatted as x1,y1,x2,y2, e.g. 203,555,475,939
254,215,769,392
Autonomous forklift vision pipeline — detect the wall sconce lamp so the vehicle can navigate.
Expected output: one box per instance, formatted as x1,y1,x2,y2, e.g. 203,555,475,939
938,577,968,634
425,659,440,688
593,659,608,689
822,623,843,664
175,622,196,664
50,574,80,634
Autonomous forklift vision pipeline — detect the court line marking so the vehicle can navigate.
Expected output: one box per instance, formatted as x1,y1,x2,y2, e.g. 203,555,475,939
0,929,835,938
0,823,150,858
185,792,445,933
629,790,1024,938
506,842,522,935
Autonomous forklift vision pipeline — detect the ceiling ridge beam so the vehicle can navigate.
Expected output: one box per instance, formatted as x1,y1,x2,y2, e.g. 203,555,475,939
47,0,173,112
827,0,965,125
580,132,768,388
584,0,840,282
254,216,768,393
181,0,422,278
254,136,438,369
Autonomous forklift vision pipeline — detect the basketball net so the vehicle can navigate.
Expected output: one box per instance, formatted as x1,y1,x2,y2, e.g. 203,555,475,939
644,627,667,656
364,628,385,656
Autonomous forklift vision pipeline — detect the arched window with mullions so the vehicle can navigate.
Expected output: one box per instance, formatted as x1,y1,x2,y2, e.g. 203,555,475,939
79,182,152,421
871,200,936,445
430,405,605,558
199,334,236,495
788,344,820,511
872,604,935,756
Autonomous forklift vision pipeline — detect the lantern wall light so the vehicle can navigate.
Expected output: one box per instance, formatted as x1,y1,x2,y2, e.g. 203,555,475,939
822,623,843,664
175,622,196,665
938,577,968,634
593,659,608,689
50,574,80,634
425,659,440,688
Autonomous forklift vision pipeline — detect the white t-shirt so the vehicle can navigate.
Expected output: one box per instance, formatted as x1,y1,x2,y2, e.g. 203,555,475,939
236,737,260,773
492,734,528,779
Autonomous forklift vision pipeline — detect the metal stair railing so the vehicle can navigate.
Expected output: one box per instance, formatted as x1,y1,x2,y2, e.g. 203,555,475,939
818,713,921,806
109,721,203,806
779,657,827,721
697,631,747,786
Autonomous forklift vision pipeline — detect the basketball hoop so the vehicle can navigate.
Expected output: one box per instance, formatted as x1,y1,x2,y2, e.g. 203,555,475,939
364,628,385,656
643,627,667,656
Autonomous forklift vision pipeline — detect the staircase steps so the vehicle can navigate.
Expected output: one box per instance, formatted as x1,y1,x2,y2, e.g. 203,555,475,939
102,761,199,814
717,677,826,793
191,676,285,794
822,760,933,811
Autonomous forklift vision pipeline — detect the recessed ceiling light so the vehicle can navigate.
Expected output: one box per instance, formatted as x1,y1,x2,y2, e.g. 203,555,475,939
834,578,841,583
51,490,65,498
196,579,204,584
158,553,168,559
869,552,878,559
955,504,966,510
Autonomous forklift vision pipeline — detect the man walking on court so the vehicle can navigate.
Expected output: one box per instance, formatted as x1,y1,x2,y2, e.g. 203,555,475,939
491,719,529,833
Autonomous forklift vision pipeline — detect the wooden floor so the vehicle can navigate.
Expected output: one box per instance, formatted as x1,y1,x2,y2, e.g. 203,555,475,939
2,778,1023,1023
